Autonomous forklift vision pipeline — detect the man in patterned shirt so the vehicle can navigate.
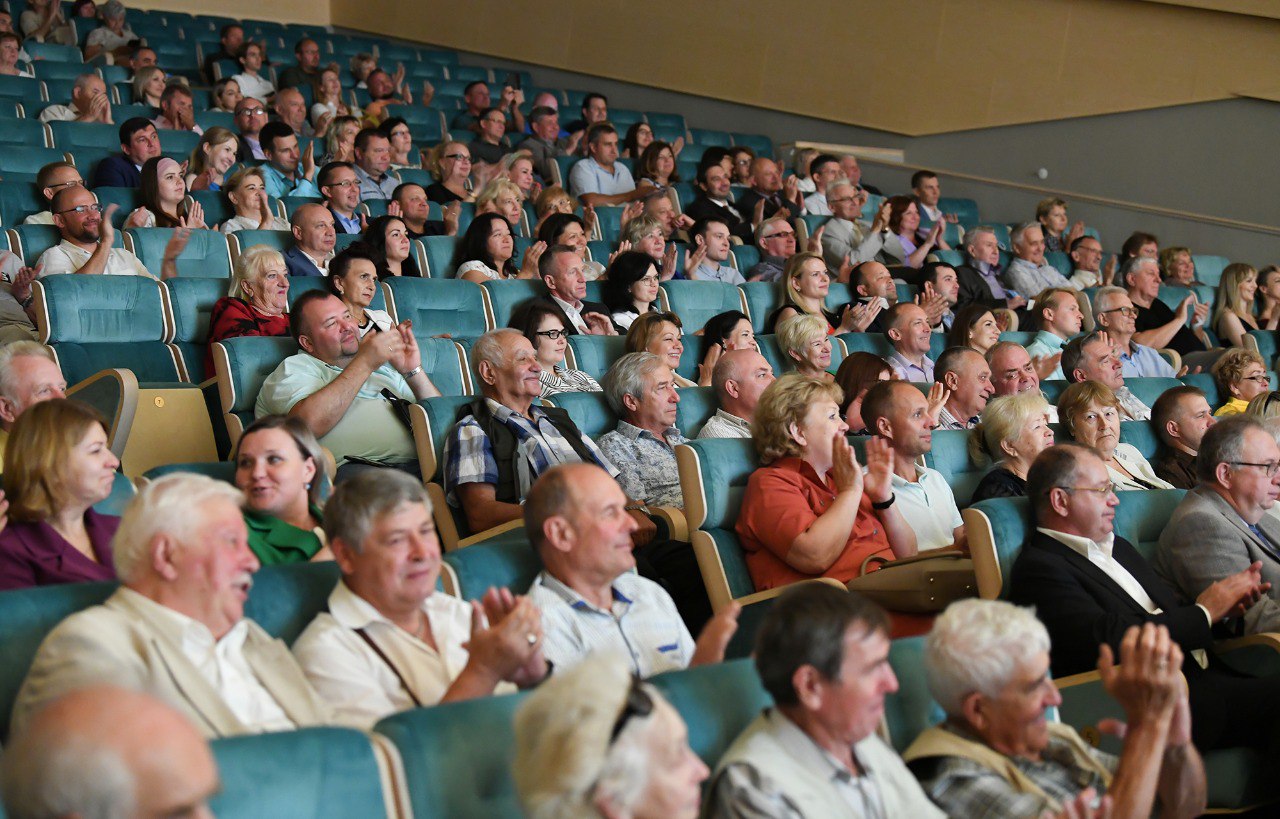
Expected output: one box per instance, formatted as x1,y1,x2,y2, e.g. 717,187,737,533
598,352,687,510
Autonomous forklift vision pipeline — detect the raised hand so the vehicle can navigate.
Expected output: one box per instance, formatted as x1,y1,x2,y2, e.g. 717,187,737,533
256,190,274,227
925,382,951,427
916,281,948,325
684,242,707,275
752,197,767,228
830,431,864,496
862,435,895,504
583,311,617,336
442,201,461,235
184,200,206,229
871,201,892,233
805,223,825,256
607,240,633,267
660,241,677,280
847,299,882,332
691,601,740,667
99,203,119,246
671,136,685,156
782,173,801,206
123,205,150,229
10,263,39,304
1031,352,1062,381
1098,623,1182,733
520,241,547,278
836,253,854,284
300,139,316,181
463,597,542,683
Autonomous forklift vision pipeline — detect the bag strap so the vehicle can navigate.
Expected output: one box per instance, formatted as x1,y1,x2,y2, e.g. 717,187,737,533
859,549,968,576
353,627,424,708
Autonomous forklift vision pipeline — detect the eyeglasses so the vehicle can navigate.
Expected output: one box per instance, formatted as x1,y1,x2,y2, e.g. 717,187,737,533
637,275,659,284
325,179,359,188
48,179,84,191
237,107,266,116
608,676,653,745
1055,485,1115,496
1243,374,1271,385
443,153,472,162
56,203,104,215
1229,461,1280,477
534,329,567,340
764,230,795,240
828,196,857,205
1100,306,1138,317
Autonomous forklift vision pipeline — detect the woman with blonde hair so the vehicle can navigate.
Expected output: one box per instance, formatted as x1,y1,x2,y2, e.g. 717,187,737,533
503,150,541,200
474,177,524,228
625,311,700,387
777,313,834,381
0,398,120,590
1212,347,1270,417
219,167,290,233
131,65,166,106
620,214,673,279
321,115,360,164
234,414,331,565
1159,246,1200,286
765,252,874,334
1058,380,1172,490
424,140,473,204
968,392,1055,501
205,244,291,374
310,64,358,131
185,126,239,192
1212,262,1261,348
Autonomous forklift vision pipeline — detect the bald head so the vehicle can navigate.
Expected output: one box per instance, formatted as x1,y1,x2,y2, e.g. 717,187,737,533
1,686,219,819
713,348,775,421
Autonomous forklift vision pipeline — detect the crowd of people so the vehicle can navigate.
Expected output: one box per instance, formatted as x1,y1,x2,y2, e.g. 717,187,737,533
0,4,1278,818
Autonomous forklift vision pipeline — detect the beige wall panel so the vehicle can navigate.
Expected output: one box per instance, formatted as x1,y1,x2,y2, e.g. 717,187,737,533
331,0,1280,135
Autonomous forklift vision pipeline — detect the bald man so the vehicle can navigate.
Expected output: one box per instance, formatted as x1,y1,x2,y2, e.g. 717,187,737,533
699,349,775,439
1,686,219,819
284,203,336,277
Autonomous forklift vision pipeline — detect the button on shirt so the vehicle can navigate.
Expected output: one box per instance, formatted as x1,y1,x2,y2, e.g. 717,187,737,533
354,164,399,200
697,409,752,439
528,570,693,677
1004,257,1072,296
888,350,934,382
36,240,153,279
893,465,963,552
551,294,590,333
568,157,636,200
597,421,688,508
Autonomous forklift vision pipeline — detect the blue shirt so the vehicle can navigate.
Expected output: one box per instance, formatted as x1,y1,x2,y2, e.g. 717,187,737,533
261,163,319,200
1025,330,1068,380
1119,340,1176,378
568,157,635,200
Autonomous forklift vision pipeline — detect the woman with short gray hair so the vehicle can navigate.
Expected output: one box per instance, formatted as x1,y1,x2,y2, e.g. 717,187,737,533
204,243,290,376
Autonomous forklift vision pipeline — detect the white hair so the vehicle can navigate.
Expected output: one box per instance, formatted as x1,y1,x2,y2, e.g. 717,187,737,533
0,341,56,401
233,244,286,299
513,654,662,818
924,598,1051,717
469,328,524,386
1010,222,1042,250
112,473,244,583
601,351,666,417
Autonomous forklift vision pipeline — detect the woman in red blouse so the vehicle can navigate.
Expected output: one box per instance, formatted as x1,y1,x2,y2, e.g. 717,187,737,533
736,373,918,591
205,245,291,375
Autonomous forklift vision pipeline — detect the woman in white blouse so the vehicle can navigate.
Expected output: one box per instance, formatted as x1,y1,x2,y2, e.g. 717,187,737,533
327,243,392,338
452,212,540,283
512,301,602,398
1058,380,1173,491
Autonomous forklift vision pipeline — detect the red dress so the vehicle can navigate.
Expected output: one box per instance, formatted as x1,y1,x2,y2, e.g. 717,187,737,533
204,297,291,377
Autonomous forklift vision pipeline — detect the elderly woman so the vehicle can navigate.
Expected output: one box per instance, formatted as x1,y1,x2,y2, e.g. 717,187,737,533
0,399,120,590
234,415,330,565
136,156,205,229
514,654,707,819
425,140,473,204
293,469,549,728
0,33,33,77
777,313,834,380
598,352,688,511
621,214,673,280
969,392,1055,501
321,115,360,164
328,243,392,339
363,215,422,278
1212,263,1261,348
834,351,893,434
906,599,1205,819
220,167,290,233
474,177,524,227
855,195,947,268
537,212,604,280
84,0,136,62
1159,246,1201,286
1058,380,1172,490
1211,347,1270,417
735,373,916,589
185,127,239,192
452,212,538,282
205,244,290,374
511,301,601,398
948,304,1001,356
766,252,872,334
1035,197,1084,254
625,311,700,388
602,251,661,332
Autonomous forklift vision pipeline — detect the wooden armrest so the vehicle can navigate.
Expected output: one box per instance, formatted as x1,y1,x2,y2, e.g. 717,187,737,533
1215,632,1280,655
1158,348,1182,373
649,505,688,543
992,307,1018,332
1054,669,1103,690
457,517,526,549
734,577,846,608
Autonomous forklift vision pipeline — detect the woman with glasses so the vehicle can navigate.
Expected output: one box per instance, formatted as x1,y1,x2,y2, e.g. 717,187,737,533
424,140,473,204
510,301,601,398
602,251,661,332
729,146,755,185
1212,263,1262,349
1212,348,1270,417
621,122,654,160
1058,380,1172,490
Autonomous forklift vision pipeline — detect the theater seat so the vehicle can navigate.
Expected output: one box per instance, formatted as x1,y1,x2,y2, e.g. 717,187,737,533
163,277,233,383
0,183,42,228
440,537,541,601
542,390,614,440
1180,371,1220,407
1192,254,1230,288
675,385,717,437
926,428,991,507
212,335,300,447
738,281,778,333
8,222,124,266
480,279,542,329
659,280,746,334
382,277,489,340
1244,329,1277,371
649,657,772,766
837,331,895,358
126,227,234,278
564,333,626,379
226,229,292,264
1126,376,1183,409
417,235,458,278
242,561,341,646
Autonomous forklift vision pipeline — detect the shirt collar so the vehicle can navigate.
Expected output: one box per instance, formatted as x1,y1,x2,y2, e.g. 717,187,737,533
765,709,874,783
713,409,750,430
1037,526,1116,560
615,419,679,444
535,570,635,612
551,293,583,313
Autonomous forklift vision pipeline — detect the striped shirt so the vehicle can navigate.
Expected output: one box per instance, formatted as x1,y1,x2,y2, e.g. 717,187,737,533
538,366,602,398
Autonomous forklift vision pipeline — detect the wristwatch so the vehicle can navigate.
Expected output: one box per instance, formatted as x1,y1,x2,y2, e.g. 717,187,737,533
871,493,896,510
401,365,423,379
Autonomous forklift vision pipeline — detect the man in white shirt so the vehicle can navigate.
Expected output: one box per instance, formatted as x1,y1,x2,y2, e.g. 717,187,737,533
38,73,111,124
12,473,331,739
862,380,965,552
1024,287,1082,380
686,217,743,284
801,154,841,216
1061,330,1152,421
23,161,83,226
568,123,644,208
292,469,548,728
699,349,775,440
36,186,186,280
524,462,739,676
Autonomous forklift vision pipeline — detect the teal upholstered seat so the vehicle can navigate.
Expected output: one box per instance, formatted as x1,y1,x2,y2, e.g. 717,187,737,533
481,278,543,328
210,727,397,819
1246,329,1277,370
242,561,341,645
649,657,772,766
163,277,231,382
0,146,68,181
126,228,234,278
675,385,718,437
731,247,762,281
0,184,41,227
418,234,457,277
1117,419,1159,461
999,330,1037,346
384,104,446,142
1126,377,1183,409
737,281,778,334
756,334,786,376
837,331,895,358
228,229,292,258
9,222,124,265
1112,488,1186,562
1180,371,1220,407
565,333,627,379
926,428,990,507
90,186,144,229
676,437,760,606
0,116,49,148
882,635,946,752
211,335,300,444
730,132,772,156
94,472,137,516
382,277,488,339
442,538,541,601
660,280,745,334
185,190,233,234
1192,254,1230,288
544,390,615,441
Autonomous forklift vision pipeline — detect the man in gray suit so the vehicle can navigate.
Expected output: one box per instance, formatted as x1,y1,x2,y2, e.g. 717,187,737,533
12,473,332,738
1154,415,1280,635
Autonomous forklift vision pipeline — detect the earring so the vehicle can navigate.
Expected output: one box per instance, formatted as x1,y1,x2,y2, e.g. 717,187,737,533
304,482,312,490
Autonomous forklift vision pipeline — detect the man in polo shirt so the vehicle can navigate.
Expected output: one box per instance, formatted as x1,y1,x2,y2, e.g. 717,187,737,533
698,349,775,440
1024,287,1081,380
934,346,994,431
36,187,185,280
686,217,743,284
255,291,440,481
259,121,319,200
524,462,740,676
352,128,399,201
568,123,645,208
1092,285,1177,378
862,381,965,552
884,303,934,382
318,162,363,235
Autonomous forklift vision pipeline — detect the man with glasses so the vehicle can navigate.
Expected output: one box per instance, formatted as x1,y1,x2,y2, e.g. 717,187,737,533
468,107,512,170
1092,285,1179,378
234,97,269,161
744,215,797,283
1011,442,1280,752
89,118,161,189
318,162,363,235
37,186,186,280
817,179,868,271
1156,416,1280,635
23,162,83,226
1069,234,1113,289
568,123,642,208
352,128,399,201
1060,329,1152,420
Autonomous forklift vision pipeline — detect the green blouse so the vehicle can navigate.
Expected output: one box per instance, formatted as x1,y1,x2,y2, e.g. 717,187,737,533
244,506,326,565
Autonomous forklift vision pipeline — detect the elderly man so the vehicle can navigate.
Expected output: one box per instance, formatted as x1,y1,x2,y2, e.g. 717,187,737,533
260,121,319,200
935,347,993,430
0,342,65,458
706,583,943,817
1150,385,1214,488
1069,234,1111,288
818,179,869,271
38,72,111,124
598,352,687,509
12,473,330,737
292,470,548,728
862,381,965,552
353,127,399,200
0,250,37,343
840,153,882,195
524,462,737,674
272,87,312,138
1061,330,1151,420
956,226,1027,312
391,181,457,238
1090,286,1176,378
684,159,753,243
1024,287,1081,380
800,154,841,216
906,599,1206,818
37,187,182,280
686,217,742,284
90,117,161,188
1010,443,1280,752
1155,416,1280,635
1,686,220,819
884,302,934,382
1004,222,1082,296
1125,256,1212,359
736,156,803,224
283,203,336,277
568,123,643,207
987,342,1059,421
256,290,438,477
318,161,362,235
276,37,321,90
234,96,269,161
745,215,797,283
516,105,579,183
536,245,614,336
469,107,511,168
699,349,775,440
154,83,201,134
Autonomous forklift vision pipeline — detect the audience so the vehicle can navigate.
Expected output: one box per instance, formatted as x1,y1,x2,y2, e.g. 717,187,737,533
220,166,290,233
38,73,111,124
392,181,457,239
185,126,239,191
327,243,393,338
536,212,604,279
833,351,893,433
947,303,1000,356
921,261,960,332
39,186,184,280
23,161,83,226
232,40,274,102
1212,348,1270,417
696,309,756,380
453,211,535,283
234,96,269,161
233,414,329,565
83,0,136,63
473,177,524,226
625,311,698,387
745,215,798,283
986,341,1060,421
539,244,615,335
259,121,319,198
699,348,775,440
1160,245,1200,286
154,83,201,134
137,156,205,228
956,226,1026,312
90,117,161,188
736,156,802,224
424,140,474,204
517,105,578,182
969,391,1055,501
277,37,321,91
0,342,67,460
934,346,994,430
1213,262,1261,348
509,300,602,398
599,352,687,510
318,160,362,234
885,302,935,382
1035,196,1086,253
1058,380,1170,489
1004,222,1074,295
570,123,642,207
1023,287,1081,379
768,252,856,334
1126,256,1215,364
353,127,399,200
684,158,753,243
469,107,512,170
1069,234,1111,288
1151,385,1215,488
205,244,290,372
364,214,423,278
856,195,946,268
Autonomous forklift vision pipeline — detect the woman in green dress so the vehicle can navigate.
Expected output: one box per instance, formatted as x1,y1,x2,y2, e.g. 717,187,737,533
234,415,331,564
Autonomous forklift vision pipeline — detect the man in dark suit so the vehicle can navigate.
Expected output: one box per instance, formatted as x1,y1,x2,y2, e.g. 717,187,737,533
734,157,802,228
683,160,754,244
536,245,614,336
1010,442,1280,752
283,204,335,278
953,225,1026,312
89,118,160,189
